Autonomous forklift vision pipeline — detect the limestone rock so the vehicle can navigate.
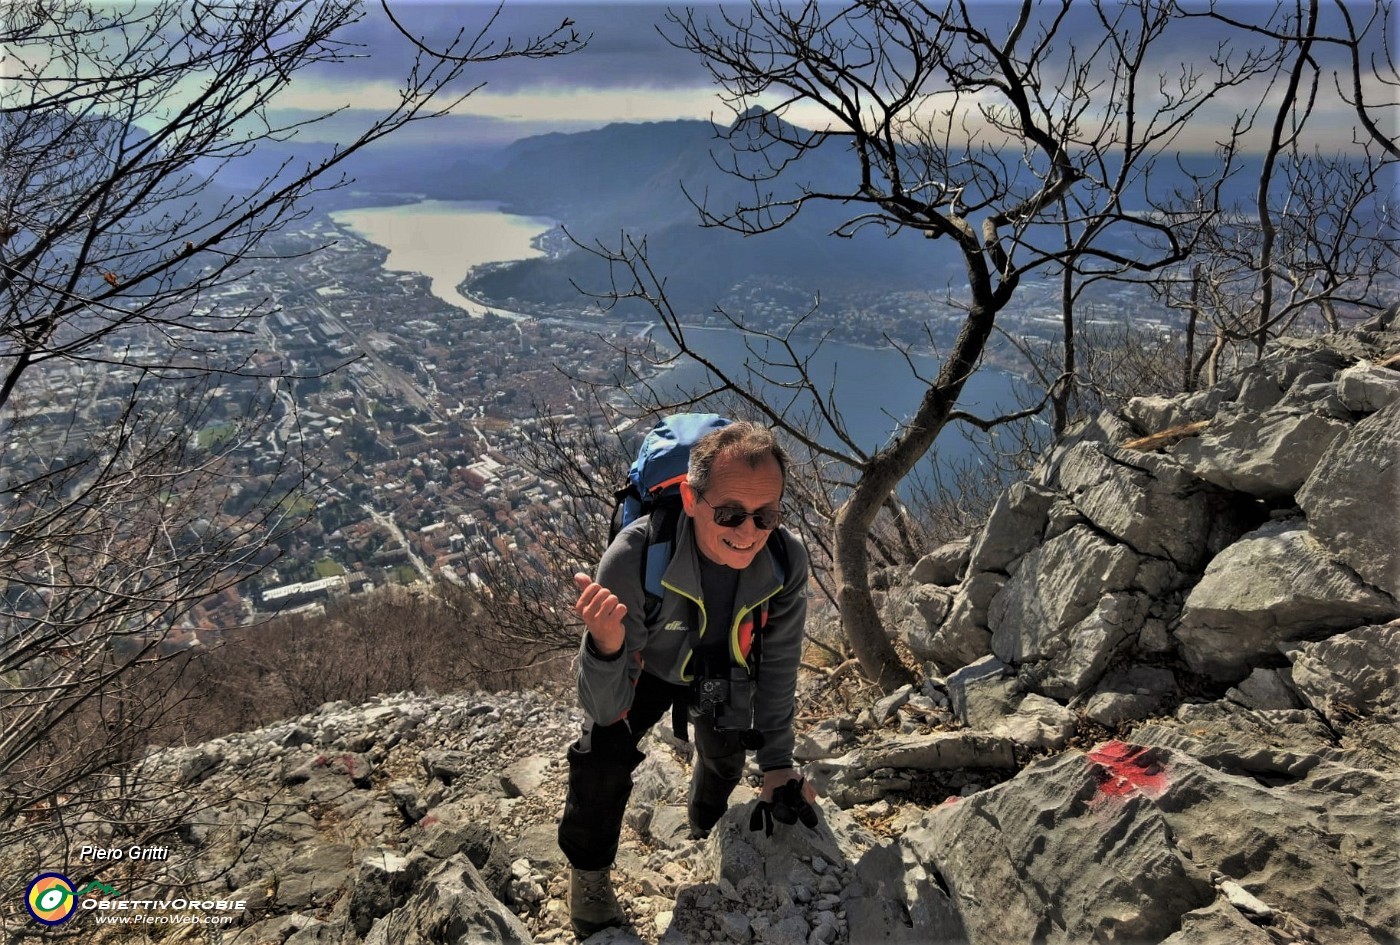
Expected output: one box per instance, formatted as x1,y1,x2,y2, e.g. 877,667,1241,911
628,742,690,835
1170,407,1349,499
896,746,1215,945
1085,665,1179,728
965,481,1057,575
793,720,855,763
388,779,429,824
926,571,1002,673
803,732,1017,810
944,655,1017,728
1050,442,1232,570
1338,360,1400,412
1225,668,1303,712
1125,383,1237,434
1159,899,1293,944
422,749,475,785
880,583,954,662
872,684,914,726
884,737,1399,944
416,801,515,899
1176,519,1398,680
1287,622,1400,725
1297,397,1400,600
179,745,224,784
1086,691,1159,729
272,842,353,910
989,527,1146,699
363,857,533,945
1036,409,1142,472
910,538,971,586
350,849,417,936
988,694,1075,752
499,755,551,798
858,731,1017,772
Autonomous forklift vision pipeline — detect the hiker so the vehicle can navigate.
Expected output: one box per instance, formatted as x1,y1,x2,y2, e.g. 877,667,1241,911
559,420,816,937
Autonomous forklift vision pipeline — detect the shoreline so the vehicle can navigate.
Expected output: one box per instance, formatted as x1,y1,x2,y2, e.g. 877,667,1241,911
329,198,556,322
331,199,1033,401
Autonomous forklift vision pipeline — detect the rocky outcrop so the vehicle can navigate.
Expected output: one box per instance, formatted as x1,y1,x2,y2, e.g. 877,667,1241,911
847,318,1400,945
102,607,1393,945
1296,396,1400,600
854,730,1399,945
95,692,583,945
1175,519,1396,678
922,318,1399,701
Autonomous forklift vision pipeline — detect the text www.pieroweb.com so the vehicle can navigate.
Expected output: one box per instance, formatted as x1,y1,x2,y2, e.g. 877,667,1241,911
92,911,237,926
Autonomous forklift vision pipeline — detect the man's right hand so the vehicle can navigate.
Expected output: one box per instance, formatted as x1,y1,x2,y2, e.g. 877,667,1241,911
573,572,627,657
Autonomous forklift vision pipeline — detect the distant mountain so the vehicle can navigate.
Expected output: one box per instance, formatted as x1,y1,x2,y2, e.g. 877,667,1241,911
443,119,717,228
195,138,505,213
315,113,1391,320
433,115,964,315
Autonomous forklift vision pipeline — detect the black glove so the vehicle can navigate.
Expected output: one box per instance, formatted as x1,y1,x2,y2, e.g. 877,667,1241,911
749,777,819,837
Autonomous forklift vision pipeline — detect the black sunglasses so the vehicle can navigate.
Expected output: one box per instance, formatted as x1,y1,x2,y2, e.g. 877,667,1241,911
697,492,782,530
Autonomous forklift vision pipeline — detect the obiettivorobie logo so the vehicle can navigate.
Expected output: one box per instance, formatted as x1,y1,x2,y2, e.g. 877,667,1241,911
25,872,241,927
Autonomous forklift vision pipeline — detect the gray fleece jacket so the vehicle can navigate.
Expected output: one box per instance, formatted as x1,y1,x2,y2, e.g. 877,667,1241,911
576,512,809,771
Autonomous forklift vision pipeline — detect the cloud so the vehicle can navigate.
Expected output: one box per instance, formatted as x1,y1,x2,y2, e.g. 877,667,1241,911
309,2,711,92
271,0,1392,155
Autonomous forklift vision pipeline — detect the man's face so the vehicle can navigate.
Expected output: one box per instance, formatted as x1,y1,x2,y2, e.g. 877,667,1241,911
680,451,784,569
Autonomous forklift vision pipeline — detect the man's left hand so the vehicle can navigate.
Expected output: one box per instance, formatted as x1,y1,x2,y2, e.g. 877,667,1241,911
760,768,817,803
750,769,820,836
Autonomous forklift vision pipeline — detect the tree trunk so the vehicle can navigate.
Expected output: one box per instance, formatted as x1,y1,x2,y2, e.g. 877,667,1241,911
1184,265,1201,393
834,292,1001,691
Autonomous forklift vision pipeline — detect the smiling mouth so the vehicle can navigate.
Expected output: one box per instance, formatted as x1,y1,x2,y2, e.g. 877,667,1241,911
723,537,757,553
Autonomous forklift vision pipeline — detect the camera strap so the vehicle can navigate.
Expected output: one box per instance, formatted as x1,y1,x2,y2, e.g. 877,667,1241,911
670,680,694,743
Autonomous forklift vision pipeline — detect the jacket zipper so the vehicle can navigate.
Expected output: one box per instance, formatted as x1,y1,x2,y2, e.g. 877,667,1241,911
663,579,706,682
730,586,782,671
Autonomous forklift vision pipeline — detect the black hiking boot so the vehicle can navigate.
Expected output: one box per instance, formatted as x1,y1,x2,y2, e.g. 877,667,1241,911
569,867,624,938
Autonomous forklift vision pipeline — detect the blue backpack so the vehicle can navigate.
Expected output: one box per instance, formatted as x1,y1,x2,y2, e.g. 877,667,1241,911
610,413,732,539
610,414,729,613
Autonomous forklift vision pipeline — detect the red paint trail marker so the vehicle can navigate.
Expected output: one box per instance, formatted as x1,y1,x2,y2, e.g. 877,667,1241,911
1087,740,1168,799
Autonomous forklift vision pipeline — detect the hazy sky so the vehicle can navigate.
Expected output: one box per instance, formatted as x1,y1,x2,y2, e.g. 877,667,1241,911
264,1,1393,152
276,2,728,144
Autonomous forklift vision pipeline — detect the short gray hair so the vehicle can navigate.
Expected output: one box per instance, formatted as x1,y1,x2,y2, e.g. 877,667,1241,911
688,421,788,495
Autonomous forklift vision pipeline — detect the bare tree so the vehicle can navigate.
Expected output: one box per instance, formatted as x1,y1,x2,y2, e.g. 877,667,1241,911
579,0,1295,689
0,0,581,926
448,401,658,685
1150,2,1397,380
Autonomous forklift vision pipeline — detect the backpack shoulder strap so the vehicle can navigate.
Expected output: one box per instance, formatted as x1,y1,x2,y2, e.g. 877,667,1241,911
766,527,790,589
639,515,789,626
640,502,682,620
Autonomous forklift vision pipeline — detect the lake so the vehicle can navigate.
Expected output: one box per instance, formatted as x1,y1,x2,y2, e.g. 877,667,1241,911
332,198,1028,478
645,326,1024,475
332,199,555,316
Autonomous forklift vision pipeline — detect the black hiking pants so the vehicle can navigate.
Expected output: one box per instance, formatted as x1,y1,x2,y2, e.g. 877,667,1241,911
558,670,747,871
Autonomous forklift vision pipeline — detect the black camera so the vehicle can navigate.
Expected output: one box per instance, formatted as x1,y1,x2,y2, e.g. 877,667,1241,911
695,677,730,714
693,668,755,733
714,672,753,732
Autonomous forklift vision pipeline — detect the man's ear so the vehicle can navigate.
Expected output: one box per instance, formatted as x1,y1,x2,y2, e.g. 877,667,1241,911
679,479,698,518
